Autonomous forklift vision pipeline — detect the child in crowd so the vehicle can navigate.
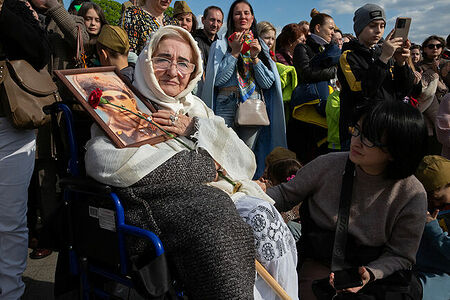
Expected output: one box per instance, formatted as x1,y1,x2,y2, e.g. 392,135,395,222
262,147,303,242
414,155,450,300
337,3,414,150
256,21,276,60
96,25,134,83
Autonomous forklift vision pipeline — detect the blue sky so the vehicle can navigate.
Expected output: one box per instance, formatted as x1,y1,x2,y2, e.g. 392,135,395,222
65,0,449,44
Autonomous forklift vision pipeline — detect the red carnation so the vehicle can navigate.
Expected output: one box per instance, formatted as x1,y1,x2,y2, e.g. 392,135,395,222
88,88,103,109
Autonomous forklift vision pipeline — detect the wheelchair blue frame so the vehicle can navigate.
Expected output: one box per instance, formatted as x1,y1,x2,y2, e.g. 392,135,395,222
54,103,165,299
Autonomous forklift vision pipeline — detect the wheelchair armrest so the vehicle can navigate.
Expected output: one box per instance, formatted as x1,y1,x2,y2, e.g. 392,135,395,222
59,177,112,195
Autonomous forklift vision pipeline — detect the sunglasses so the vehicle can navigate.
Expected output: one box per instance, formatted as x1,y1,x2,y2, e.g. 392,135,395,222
426,44,443,49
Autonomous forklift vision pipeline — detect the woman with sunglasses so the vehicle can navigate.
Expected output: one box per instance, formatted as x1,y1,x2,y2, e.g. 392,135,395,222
416,35,449,153
267,100,428,299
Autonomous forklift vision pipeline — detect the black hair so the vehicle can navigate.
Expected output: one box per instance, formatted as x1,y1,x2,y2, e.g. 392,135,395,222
355,101,427,180
267,159,302,186
203,5,224,20
226,0,272,77
78,2,108,34
68,0,92,14
309,8,333,34
447,34,450,48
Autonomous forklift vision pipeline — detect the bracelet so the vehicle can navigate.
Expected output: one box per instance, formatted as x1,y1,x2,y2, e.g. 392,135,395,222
251,56,258,60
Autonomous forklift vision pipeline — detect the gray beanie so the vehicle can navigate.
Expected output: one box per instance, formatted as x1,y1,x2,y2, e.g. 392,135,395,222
353,4,386,36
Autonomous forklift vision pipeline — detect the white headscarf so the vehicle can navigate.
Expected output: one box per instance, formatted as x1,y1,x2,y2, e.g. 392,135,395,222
133,25,204,115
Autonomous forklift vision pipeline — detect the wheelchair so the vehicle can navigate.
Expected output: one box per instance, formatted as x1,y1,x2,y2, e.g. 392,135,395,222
48,103,180,300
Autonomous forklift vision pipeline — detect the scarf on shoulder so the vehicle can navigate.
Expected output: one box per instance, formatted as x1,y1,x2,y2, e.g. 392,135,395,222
237,31,257,102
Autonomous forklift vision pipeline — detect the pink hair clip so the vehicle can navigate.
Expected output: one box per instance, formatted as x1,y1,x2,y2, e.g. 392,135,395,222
286,175,296,182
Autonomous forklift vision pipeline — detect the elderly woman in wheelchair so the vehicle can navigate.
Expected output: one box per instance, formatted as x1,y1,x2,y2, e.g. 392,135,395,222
84,26,298,299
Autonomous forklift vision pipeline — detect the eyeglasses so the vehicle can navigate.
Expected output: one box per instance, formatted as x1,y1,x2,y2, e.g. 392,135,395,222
151,57,195,76
349,125,385,148
426,44,443,49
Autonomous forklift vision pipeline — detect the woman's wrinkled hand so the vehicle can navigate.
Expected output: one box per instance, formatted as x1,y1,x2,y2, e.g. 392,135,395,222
329,266,371,294
214,160,226,182
151,110,194,137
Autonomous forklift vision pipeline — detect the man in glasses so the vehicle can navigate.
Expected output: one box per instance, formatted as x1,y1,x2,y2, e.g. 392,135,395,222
337,3,414,150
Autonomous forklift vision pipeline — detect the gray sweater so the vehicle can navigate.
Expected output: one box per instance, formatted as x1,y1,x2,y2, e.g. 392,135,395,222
267,152,427,280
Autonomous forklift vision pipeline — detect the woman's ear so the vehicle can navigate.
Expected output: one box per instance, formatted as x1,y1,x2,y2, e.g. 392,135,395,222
314,23,321,35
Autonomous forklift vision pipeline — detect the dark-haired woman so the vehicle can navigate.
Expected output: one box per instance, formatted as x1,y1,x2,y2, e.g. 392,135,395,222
78,2,108,66
417,35,449,153
0,0,50,297
410,44,422,67
268,100,428,299
202,0,286,179
288,9,340,164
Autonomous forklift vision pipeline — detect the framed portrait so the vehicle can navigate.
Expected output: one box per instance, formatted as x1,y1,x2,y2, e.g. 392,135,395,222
54,67,170,148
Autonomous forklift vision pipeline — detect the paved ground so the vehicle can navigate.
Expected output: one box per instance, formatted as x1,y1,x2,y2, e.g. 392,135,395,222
22,249,58,300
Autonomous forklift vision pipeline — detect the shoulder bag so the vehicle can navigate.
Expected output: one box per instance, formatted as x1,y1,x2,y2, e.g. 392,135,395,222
0,59,60,129
235,90,270,126
311,158,423,300
74,24,87,69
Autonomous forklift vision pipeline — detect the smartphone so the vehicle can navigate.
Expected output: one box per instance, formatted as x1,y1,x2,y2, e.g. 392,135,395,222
392,17,411,40
333,268,363,290
228,32,252,54
228,32,237,43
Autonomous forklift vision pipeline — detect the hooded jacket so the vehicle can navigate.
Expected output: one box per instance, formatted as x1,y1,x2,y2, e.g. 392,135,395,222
337,39,414,143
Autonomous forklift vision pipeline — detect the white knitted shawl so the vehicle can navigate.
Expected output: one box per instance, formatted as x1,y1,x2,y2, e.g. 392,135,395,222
85,26,274,204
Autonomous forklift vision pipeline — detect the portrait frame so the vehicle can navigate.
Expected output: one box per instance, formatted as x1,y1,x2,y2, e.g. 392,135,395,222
54,67,170,148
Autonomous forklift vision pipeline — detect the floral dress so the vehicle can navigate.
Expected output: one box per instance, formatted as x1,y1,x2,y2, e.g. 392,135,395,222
120,6,177,55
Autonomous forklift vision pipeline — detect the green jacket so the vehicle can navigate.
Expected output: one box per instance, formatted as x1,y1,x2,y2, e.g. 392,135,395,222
325,90,341,150
276,62,297,102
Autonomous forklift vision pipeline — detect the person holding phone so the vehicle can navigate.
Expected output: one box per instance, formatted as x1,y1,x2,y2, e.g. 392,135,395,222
337,3,414,150
201,0,286,179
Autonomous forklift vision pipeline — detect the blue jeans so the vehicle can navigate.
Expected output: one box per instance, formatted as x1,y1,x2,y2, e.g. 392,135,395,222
0,118,36,299
215,90,261,150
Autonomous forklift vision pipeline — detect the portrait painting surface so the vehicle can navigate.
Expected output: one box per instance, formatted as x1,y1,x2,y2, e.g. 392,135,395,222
57,69,167,148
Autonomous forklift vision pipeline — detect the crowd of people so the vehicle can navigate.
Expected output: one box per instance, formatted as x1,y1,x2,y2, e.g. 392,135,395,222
0,0,449,299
